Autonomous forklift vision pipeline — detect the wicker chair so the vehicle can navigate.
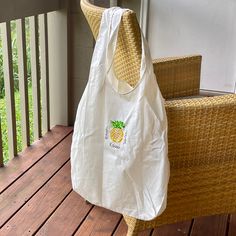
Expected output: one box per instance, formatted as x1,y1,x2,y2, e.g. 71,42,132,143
80,0,236,235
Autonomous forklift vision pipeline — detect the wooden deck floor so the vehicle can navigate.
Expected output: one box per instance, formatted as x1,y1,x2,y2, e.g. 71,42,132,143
0,125,235,236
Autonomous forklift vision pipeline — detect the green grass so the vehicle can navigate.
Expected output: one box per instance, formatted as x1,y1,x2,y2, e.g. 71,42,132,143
0,85,33,164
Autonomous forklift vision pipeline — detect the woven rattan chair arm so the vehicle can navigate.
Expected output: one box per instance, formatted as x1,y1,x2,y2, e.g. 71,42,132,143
124,95,236,236
165,93,236,108
165,94,236,139
153,55,202,99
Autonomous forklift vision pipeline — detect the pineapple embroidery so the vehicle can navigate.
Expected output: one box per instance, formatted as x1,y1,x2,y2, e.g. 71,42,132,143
110,120,125,143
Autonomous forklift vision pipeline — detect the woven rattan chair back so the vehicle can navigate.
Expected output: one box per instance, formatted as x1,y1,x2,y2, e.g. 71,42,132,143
80,0,142,87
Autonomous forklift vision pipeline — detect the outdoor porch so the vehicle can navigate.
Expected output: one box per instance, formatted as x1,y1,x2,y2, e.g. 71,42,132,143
0,126,235,236
0,0,236,235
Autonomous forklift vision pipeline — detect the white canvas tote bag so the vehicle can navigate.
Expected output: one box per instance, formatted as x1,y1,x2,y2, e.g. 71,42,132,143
71,7,170,220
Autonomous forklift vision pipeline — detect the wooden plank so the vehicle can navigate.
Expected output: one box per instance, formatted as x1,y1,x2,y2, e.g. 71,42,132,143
190,214,228,236
74,206,122,236
114,218,153,236
0,162,72,235
0,0,61,24
114,217,128,236
139,230,153,236
228,214,236,236
16,18,30,148
113,218,128,236
36,191,93,236
39,14,50,134
0,125,72,193
152,220,192,236
29,15,41,140
0,134,72,227
0,21,17,159
137,230,153,235
114,218,152,236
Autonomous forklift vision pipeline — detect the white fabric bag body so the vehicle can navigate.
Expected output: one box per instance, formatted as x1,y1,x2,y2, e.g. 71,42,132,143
71,7,170,220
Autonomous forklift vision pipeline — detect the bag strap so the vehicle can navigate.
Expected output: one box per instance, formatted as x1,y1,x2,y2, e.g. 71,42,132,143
89,7,154,92
105,8,153,82
105,7,127,70
88,7,125,71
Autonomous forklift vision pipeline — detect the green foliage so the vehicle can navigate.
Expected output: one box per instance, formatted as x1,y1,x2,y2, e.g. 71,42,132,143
0,19,32,99
0,18,33,163
111,120,125,129
0,86,33,163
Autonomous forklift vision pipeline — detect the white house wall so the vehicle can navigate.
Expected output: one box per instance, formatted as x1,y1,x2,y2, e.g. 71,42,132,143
147,0,236,93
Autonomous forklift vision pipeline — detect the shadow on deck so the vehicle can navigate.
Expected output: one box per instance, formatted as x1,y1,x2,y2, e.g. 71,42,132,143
0,126,235,235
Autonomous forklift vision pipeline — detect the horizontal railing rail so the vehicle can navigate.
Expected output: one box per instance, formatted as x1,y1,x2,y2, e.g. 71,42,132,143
0,0,62,24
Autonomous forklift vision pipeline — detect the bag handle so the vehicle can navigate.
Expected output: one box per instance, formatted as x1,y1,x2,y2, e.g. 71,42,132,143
105,7,127,69
89,8,125,72
105,7,153,85
89,7,153,93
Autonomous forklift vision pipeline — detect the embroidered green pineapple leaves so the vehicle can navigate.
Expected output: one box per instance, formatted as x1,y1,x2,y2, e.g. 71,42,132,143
110,120,125,143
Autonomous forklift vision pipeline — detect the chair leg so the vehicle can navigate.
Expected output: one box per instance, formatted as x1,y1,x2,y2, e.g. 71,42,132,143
123,215,140,236
126,227,139,236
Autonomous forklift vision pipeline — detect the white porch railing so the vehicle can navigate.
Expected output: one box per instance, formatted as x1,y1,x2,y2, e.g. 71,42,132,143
0,0,68,166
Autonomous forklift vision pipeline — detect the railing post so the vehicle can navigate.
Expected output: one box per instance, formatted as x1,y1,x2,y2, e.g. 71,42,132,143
0,22,17,159
47,9,68,127
0,1,66,164
39,14,50,134
29,16,42,140
16,18,31,148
